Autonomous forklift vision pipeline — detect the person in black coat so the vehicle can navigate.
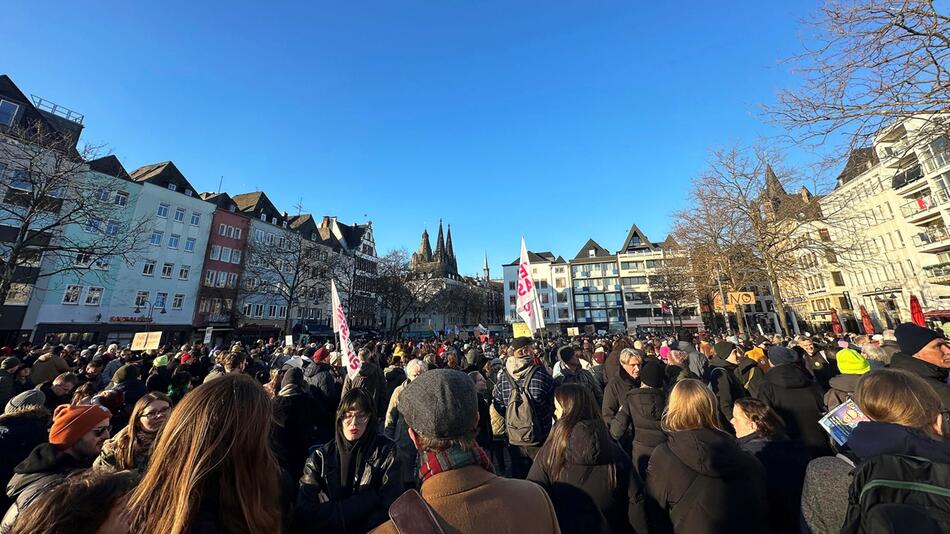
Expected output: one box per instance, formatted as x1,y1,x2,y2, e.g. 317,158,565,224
732,397,809,534
645,379,768,534
294,387,401,534
756,346,830,458
602,348,642,451
793,337,838,392
0,396,50,513
610,359,668,477
529,384,648,534
273,367,320,481
707,342,748,433
306,355,342,444
341,350,387,420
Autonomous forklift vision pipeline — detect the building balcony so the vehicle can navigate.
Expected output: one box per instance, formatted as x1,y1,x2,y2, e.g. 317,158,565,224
892,164,925,192
913,226,950,253
901,190,948,223
925,262,950,285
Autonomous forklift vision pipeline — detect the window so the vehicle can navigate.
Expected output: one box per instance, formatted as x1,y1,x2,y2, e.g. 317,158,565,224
234,228,241,240
278,306,287,319
557,292,568,303
268,305,278,318
184,188,192,197
96,188,111,202
231,250,241,264
185,238,196,252
227,272,237,288
104,220,119,236
75,251,93,267
253,304,264,318
134,291,149,307
179,265,190,280
167,183,177,192
142,260,156,276
174,208,185,222
154,292,167,310
508,281,515,291
113,191,129,206
167,234,180,249
210,245,221,260
226,226,234,238
219,224,227,236
221,247,232,263
0,100,19,127
191,212,200,225
243,303,252,316
555,278,566,289
85,218,102,233
150,231,163,246
161,263,174,278
260,213,267,221
157,203,169,217
62,285,82,304
205,270,215,286
216,271,227,287
172,294,184,310
85,287,103,306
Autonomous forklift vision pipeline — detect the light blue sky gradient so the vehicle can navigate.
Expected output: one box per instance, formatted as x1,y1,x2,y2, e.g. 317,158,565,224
5,0,822,274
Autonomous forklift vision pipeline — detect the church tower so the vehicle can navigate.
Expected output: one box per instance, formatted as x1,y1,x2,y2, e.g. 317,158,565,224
483,252,490,280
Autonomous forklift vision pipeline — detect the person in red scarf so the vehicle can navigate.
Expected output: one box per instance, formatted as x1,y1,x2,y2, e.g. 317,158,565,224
370,369,561,533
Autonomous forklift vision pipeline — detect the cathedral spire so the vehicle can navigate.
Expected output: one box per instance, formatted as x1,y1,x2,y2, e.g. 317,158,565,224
435,219,445,259
445,224,455,258
483,252,490,280
765,164,786,196
417,228,432,261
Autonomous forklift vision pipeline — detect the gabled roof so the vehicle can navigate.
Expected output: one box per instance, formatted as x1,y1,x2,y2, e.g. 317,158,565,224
504,250,557,266
87,155,131,181
199,191,242,212
130,161,198,196
836,147,880,187
0,75,83,152
572,239,614,261
618,224,655,253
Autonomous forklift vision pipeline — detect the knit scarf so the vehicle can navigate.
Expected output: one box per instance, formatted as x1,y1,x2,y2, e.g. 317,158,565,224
419,444,494,483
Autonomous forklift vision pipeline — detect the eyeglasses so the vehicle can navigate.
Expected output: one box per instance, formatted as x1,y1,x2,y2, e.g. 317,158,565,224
342,413,370,425
140,407,170,420
92,426,110,437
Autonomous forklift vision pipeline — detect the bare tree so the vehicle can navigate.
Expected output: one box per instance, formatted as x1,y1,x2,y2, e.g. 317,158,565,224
0,122,149,305
673,145,866,334
373,249,441,337
650,249,699,331
769,0,950,155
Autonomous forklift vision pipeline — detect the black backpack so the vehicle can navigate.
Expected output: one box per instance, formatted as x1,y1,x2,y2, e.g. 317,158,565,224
842,453,950,534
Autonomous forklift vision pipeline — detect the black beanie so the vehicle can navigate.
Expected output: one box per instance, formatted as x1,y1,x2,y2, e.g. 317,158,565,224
713,341,735,361
640,359,665,388
557,345,575,364
895,323,943,356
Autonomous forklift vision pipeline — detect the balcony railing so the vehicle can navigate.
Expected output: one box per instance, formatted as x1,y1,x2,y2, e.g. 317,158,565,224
925,262,950,278
892,165,924,189
913,226,950,248
900,191,950,217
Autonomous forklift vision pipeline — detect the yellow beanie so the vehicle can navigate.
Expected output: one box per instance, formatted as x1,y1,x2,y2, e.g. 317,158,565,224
836,348,870,375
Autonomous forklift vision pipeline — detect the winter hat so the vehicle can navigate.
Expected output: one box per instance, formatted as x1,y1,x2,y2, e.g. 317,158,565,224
640,360,665,389
4,389,46,414
836,348,870,375
49,404,111,449
510,337,534,351
397,369,478,439
895,323,944,356
92,390,125,414
281,367,305,389
713,342,736,361
0,356,22,372
767,345,799,366
0,347,11,357
557,345,575,364
112,364,140,384
180,353,193,365
152,355,169,368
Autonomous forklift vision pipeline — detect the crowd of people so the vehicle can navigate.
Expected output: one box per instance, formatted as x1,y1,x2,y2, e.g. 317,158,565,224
0,322,948,533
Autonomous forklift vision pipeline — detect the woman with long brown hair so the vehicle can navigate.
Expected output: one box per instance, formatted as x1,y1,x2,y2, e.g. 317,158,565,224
645,379,768,534
528,383,647,534
93,391,171,473
122,374,283,534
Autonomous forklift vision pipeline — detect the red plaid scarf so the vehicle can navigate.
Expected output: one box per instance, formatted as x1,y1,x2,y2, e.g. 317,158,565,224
419,444,495,483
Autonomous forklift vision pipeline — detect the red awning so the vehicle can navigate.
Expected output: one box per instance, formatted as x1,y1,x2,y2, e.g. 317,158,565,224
924,309,950,318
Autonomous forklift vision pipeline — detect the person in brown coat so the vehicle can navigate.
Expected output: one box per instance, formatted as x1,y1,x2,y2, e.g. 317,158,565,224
370,369,561,534
28,347,70,387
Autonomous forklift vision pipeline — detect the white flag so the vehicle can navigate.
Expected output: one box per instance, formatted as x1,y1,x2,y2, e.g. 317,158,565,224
516,237,544,336
331,280,361,379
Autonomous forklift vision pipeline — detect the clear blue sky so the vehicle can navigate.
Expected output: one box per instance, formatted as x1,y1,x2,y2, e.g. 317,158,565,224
5,0,821,275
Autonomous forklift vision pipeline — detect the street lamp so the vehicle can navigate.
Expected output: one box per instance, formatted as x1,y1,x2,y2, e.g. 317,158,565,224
133,300,166,340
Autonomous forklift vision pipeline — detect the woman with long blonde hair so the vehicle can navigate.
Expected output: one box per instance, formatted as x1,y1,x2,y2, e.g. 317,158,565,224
645,379,767,534
93,391,171,473
123,374,282,534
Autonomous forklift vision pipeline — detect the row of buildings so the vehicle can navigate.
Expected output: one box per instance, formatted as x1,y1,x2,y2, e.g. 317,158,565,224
0,75,380,347
779,117,950,334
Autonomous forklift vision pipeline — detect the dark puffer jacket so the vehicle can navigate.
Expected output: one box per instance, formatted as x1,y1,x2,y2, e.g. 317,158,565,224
294,433,401,534
602,366,640,447
756,364,830,458
738,432,810,534
0,407,49,512
527,420,648,534
609,387,667,477
2,442,92,530
645,427,768,534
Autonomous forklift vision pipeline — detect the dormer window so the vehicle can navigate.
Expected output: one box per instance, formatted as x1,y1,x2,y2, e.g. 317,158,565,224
167,183,177,192
228,205,236,213
0,100,19,127
588,249,595,257
184,188,192,197
271,216,278,224
632,236,641,246
260,213,267,221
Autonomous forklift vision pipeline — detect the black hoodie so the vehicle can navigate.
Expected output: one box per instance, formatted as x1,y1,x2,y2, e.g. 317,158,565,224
528,420,648,534
645,427,768,534
2,442,91,529
756,364,830,458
